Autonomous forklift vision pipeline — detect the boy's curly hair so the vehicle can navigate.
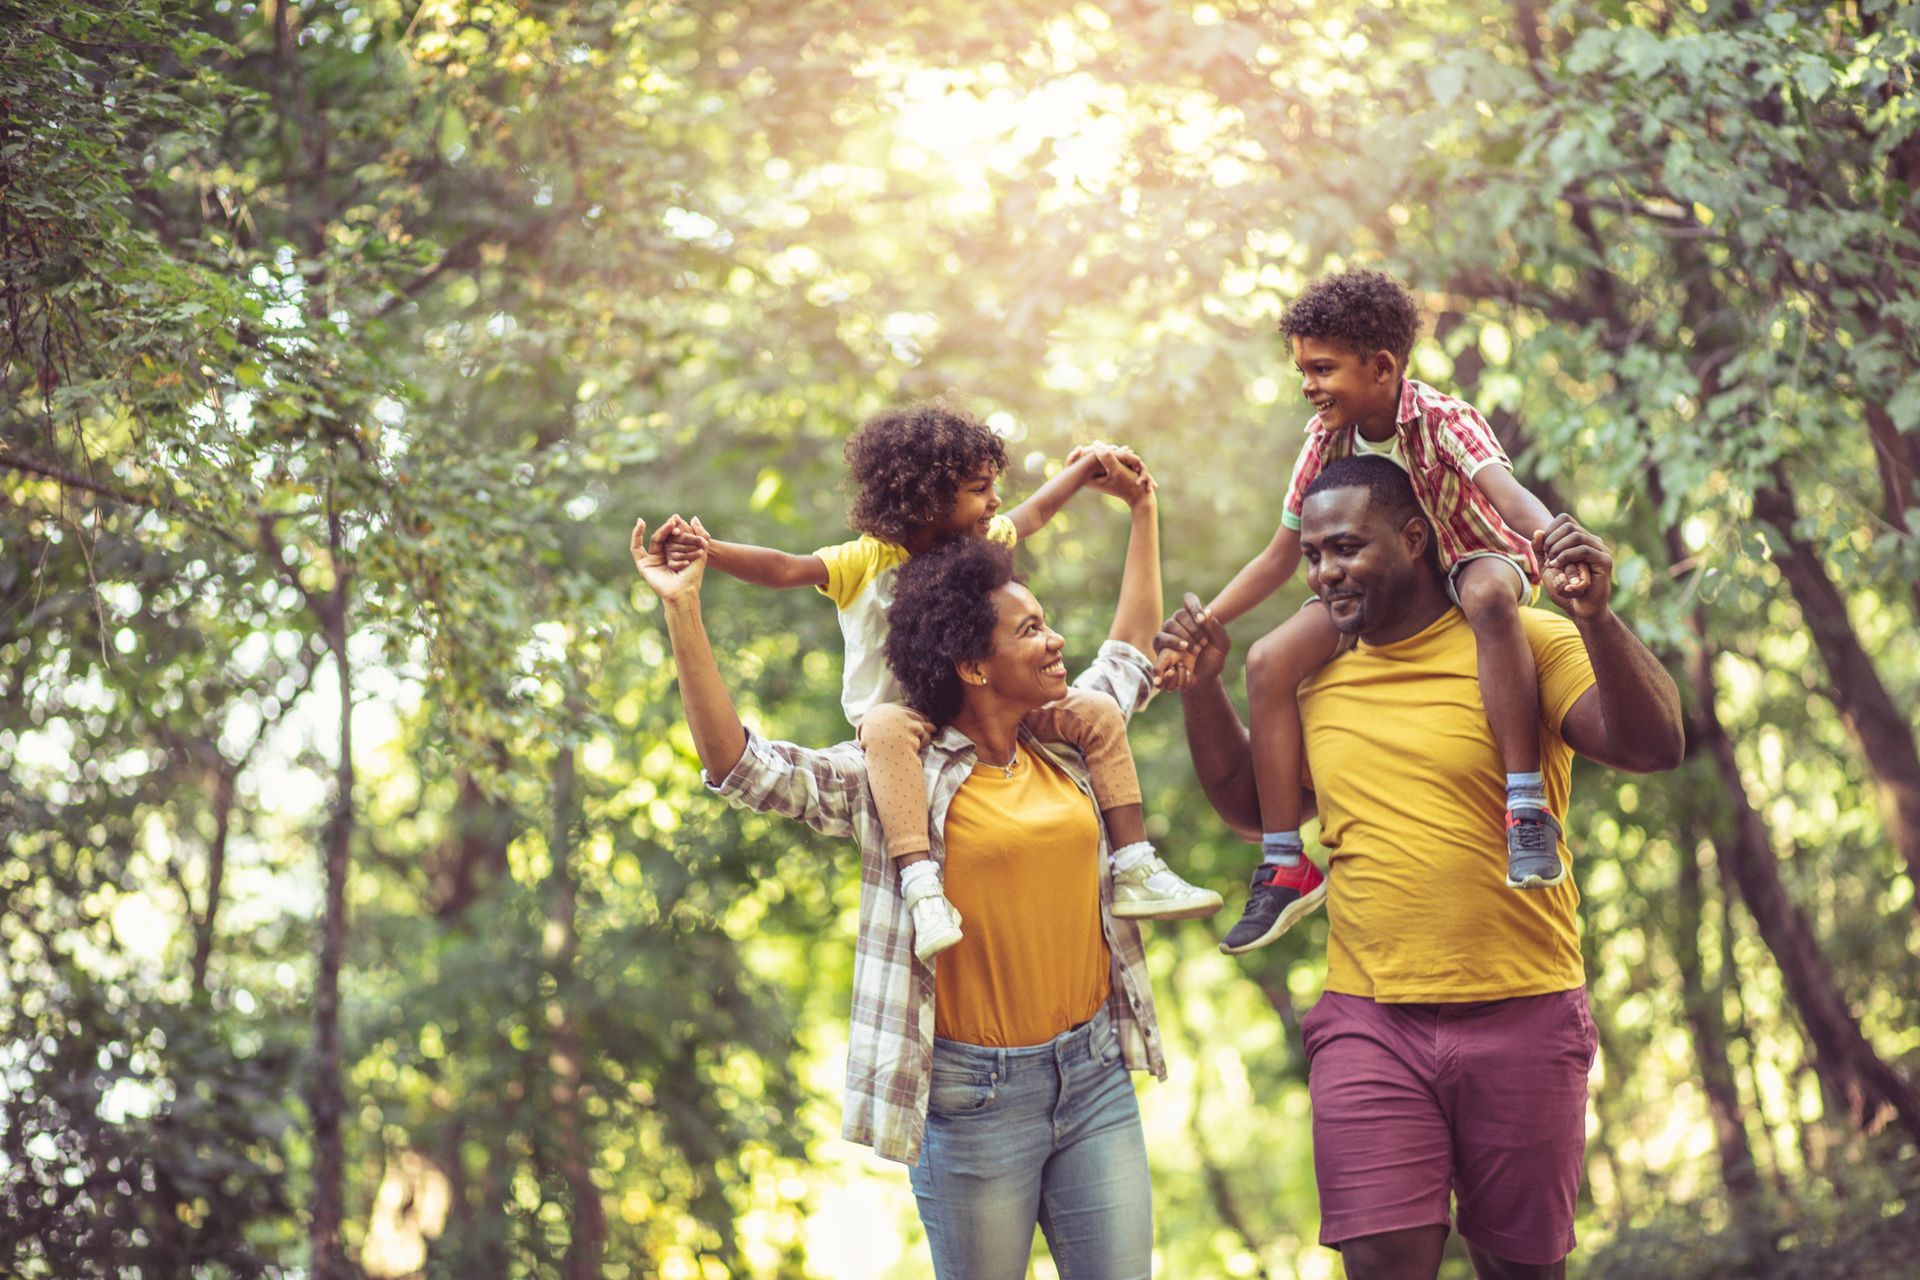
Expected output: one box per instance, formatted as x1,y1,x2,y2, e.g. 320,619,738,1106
1278,268,1421,368
845,400,1009,545
884,538,1017,726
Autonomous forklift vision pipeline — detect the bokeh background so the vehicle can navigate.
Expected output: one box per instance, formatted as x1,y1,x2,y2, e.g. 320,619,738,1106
4,0,1919,1276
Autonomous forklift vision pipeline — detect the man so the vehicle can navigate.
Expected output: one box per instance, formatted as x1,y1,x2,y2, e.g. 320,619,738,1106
1163,455,1683,1280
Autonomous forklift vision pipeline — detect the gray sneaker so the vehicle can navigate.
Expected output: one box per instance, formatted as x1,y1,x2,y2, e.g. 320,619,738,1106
1111,852,1223,920
1505,804,1566,889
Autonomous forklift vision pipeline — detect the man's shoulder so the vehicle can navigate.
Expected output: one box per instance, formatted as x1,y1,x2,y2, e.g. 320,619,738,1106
1520,606,1580,644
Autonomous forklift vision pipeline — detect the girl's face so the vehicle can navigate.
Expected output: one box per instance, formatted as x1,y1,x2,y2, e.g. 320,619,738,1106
1292,335,1401,435
936,465,1003,539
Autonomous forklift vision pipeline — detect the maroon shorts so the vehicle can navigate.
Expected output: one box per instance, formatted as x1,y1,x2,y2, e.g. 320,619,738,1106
1300,988,1597,1266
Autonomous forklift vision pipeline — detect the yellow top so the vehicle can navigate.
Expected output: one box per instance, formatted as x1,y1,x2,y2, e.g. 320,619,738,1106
813,515,1018,726
1299,607,1597,1002
934,742,1111,1046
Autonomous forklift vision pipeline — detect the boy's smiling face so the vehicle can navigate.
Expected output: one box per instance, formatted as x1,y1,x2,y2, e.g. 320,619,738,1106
1292,335,1402,437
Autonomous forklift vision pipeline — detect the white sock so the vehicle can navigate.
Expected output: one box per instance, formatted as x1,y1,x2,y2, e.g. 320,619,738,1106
898,860,941,896
1111,841,1156,873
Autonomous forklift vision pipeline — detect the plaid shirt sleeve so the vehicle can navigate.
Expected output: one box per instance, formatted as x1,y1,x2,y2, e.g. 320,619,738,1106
704,728,870,837
1428,400,1512,480
1069,639,1156,719
1279,432,1329,531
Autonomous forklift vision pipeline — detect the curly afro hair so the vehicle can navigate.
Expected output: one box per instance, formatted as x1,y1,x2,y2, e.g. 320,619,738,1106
844,400,1009,545
884,537,1018,726
1278,267,1421,368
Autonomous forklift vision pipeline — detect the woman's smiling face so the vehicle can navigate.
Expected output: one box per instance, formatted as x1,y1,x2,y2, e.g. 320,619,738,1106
969,582,1068,709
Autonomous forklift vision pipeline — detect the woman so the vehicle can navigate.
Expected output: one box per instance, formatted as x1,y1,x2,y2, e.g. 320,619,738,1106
631,465,1168,1279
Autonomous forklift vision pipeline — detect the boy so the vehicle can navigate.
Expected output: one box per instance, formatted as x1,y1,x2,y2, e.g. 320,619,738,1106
1161,269,1575,954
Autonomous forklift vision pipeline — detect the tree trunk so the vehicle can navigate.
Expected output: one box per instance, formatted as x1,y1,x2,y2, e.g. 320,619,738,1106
1673,820,1761,1207
545,743,606,1280
1750,475,1920,914
1682,634,1920,1143
309,508,354,1280
189,766,235,997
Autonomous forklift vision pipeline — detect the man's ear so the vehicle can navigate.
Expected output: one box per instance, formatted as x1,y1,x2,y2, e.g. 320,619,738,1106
1401,514,1432,559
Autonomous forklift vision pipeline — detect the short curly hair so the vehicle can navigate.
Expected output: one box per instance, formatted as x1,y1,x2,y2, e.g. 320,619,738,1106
844,400,1009,545
1278,268,1421,368
884,538,1017,725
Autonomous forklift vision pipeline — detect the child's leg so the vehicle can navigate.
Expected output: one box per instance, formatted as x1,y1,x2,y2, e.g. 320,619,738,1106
857,702,939,861
1245,603,1344,841
858,703,964,958
1221,604,1342,956
1450,556,1563,889
1025,689,1222,920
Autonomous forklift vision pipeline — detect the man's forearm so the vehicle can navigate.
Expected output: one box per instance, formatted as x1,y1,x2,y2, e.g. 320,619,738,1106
662,595,749,778
1577,607,1685,772
1107,495,1163,654
1181,677,1262,840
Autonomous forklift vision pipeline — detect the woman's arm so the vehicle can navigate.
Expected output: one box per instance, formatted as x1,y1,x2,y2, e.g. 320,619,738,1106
635,516,871,833
633,517,749,776
1205,523,1303,625
1105,467,1163,655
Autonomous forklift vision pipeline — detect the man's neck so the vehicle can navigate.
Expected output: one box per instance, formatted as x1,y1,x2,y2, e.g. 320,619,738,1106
1359,577,1452,646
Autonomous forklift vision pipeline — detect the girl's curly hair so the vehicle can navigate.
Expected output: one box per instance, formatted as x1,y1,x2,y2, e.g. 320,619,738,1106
1278,267,1421,368
884,538,1017,725
844,400,1009,544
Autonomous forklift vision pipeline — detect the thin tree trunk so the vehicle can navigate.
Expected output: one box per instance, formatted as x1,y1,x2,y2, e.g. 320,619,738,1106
1681,633,1920,1143
1674,820,1761,1207
1713,850,1794,1200
189,766,234,996
545,743,606,1279
1750,475,1920,914
309,503,354,1280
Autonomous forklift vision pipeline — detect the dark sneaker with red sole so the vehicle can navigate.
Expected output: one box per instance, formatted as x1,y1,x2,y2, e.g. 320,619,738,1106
1220,858,1327,955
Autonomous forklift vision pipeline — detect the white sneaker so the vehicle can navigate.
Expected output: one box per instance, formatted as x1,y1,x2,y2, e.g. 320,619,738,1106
903,877,964,961
1111,852,1224,921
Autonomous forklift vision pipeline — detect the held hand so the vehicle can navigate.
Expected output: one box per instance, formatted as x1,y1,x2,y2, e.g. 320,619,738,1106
1154,592,1231,686
1077,444,1155,506
1533,514,1610,621
631,515,707,603
1152,646,1196,692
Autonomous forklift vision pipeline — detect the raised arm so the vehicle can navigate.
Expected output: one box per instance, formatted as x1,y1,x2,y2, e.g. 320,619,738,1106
1098,450,1163,654
1158,596,1263,839
1536,516,1685,773
1003,443,1146,539
1474,464,1556,547
633,516,749,777
1205,521,1303,625
695,531,829,591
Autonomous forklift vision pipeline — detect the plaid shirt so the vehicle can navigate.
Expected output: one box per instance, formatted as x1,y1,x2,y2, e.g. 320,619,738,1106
1281,379,1538,577
707,640,1168,1166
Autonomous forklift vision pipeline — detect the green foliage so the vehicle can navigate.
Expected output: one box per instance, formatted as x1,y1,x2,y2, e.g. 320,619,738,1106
5,0,1919,1276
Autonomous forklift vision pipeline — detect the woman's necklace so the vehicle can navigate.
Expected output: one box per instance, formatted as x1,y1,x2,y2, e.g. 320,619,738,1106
987,744,1018,779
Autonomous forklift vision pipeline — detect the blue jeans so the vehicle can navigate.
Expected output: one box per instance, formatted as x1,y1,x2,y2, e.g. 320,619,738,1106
910,1008,1153,1279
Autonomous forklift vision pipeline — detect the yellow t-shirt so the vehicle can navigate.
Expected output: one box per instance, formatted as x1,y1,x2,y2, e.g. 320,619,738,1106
814,515,1019,727
934,742,1112,1047
1299,607,1597,1002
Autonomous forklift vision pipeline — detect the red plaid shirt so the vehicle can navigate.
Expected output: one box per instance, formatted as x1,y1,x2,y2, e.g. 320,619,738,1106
1281,379,1537,577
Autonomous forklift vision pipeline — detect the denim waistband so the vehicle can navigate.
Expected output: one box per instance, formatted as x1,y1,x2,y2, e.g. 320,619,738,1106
932,1006,1112,1077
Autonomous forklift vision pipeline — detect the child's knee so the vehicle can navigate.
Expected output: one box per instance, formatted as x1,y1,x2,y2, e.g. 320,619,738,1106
1247,619,1330,694
1455,560,1525,624
858,702,934,751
